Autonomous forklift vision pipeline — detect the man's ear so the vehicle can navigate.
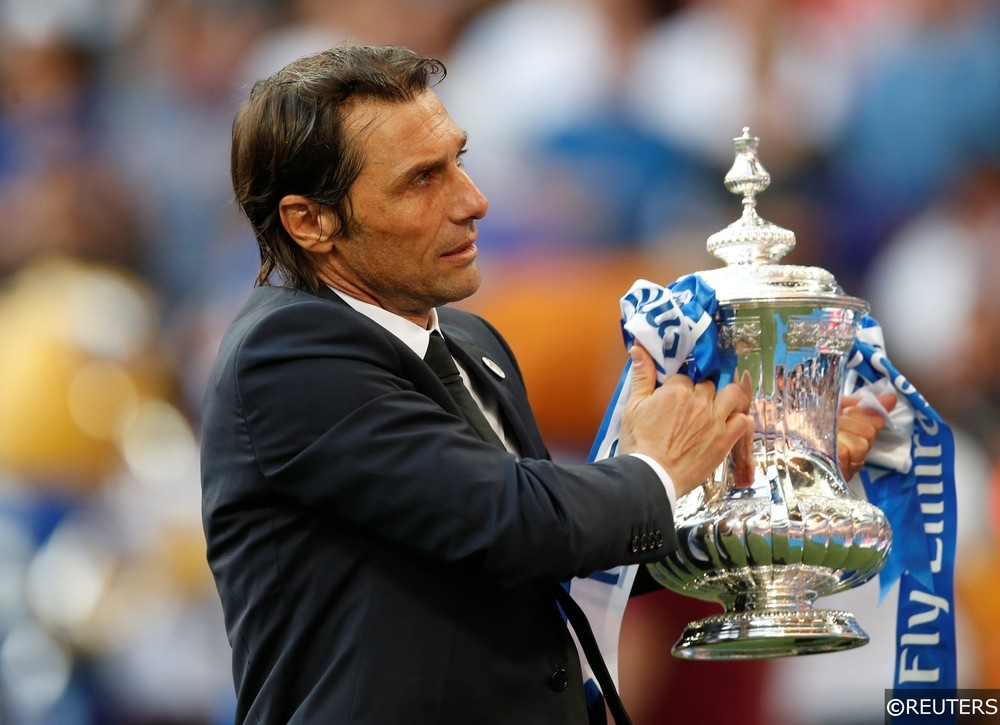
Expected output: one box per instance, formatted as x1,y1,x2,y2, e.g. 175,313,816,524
279,195,338,253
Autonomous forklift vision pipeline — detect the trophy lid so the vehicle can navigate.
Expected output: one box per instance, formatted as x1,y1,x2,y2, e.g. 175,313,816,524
697,128,866,311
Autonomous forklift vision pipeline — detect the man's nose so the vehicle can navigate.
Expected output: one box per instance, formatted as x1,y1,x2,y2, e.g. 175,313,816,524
454,169,489,222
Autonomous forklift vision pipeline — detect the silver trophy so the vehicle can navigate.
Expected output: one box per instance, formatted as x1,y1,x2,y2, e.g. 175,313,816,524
648,128,892,660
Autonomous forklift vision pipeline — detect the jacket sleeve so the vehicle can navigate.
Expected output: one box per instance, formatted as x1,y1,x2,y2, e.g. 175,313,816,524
227,298,676,586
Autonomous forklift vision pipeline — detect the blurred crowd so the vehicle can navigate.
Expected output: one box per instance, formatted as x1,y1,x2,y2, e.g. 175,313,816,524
0,0,998,723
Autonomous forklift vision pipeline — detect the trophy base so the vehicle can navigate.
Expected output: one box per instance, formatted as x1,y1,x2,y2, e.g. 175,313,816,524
671,608,869,660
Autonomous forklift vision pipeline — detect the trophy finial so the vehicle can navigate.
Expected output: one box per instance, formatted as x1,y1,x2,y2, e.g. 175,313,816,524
707,127,795,266
724,127,770,200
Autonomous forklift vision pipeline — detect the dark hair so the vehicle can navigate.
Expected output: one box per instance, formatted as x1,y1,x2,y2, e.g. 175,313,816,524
231,45,446,292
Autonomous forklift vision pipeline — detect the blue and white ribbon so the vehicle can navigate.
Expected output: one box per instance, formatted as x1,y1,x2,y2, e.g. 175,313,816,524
845,316,958,693
569,275,724,698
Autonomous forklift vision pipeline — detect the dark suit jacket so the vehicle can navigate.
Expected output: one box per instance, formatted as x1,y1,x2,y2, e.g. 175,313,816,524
200,285,676,724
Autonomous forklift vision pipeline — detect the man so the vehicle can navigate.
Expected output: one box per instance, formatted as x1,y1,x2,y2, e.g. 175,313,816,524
201,45,887,724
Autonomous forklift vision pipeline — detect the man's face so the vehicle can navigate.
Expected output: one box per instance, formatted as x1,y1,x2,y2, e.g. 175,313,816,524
318,89,489,326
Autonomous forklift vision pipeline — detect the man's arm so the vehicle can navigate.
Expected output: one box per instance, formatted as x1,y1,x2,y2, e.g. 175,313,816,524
231,299,675,586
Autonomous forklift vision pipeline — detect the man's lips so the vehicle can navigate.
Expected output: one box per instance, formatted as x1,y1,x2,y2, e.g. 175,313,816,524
441,240,478,261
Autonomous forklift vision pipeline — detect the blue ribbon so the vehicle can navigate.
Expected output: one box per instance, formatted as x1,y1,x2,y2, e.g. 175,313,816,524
846,316,958,696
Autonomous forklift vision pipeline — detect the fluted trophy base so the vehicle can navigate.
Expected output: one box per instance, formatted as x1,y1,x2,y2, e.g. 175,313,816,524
671,608,869,660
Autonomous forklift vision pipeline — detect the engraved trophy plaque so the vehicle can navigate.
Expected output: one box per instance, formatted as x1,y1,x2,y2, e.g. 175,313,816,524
647,128,892,659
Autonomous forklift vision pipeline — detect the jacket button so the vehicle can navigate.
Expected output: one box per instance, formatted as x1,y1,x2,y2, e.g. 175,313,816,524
548,666,569,691
630,535,641,553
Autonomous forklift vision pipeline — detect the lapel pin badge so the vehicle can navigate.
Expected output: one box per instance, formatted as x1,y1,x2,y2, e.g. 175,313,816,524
482,357,506,379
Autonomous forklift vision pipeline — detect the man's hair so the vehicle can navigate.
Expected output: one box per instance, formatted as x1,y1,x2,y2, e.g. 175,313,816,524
231,45,446,292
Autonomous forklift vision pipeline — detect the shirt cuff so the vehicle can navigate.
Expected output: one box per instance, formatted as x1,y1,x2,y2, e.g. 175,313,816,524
628,453,677,509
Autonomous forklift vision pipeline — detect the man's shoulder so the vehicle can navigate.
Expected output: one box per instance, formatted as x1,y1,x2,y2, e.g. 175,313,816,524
225,285,357,335
213,285,371,365
235,284,347,317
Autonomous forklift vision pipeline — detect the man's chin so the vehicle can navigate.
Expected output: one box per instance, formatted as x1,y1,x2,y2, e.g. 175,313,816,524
443,265,482,304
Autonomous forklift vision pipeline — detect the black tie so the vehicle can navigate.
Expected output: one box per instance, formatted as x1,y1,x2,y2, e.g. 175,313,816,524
424,331,506,448
425,330,633,725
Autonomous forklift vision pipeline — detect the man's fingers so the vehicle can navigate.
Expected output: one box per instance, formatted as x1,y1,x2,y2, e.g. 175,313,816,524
840,394,861,409
627,344,656,401
876,391,898,412
714,380,752,417
839,429,870,479
841,391,899,415
725,411,755,443
839,430,868,454
837,393,900,478
691,378,717,402
839,405,887,439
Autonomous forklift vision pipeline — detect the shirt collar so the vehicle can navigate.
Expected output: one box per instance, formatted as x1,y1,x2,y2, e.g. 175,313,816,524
328,287,439,358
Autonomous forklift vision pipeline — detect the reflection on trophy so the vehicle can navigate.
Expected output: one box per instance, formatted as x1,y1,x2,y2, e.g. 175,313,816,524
647,128,892,660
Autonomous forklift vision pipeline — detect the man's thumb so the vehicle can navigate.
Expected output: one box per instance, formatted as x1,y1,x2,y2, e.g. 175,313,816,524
628,344,655,400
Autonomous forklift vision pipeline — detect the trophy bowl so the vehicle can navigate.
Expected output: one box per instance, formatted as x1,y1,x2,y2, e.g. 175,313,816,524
647,129,892,660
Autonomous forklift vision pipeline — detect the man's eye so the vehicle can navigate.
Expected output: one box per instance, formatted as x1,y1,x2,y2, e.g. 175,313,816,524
412,166,440,187
456,149,468,168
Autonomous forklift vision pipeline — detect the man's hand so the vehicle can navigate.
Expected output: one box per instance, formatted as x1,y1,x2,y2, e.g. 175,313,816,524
838,392,898,480
617,344,754,498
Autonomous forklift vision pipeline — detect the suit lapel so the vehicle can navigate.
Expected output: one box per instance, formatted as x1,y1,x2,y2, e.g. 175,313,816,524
442,326,545,460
